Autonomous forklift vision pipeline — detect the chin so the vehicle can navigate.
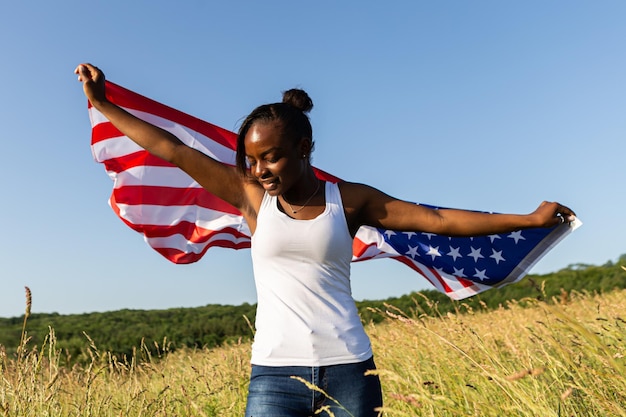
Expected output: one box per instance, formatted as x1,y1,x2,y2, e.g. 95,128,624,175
266,188,282,197
261,182,282,195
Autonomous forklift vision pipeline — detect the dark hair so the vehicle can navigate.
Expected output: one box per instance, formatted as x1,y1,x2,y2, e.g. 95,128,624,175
236,89,314,174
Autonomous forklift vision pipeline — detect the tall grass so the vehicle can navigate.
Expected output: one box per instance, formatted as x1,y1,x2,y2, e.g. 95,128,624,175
369,290,626,416
1,288,625,416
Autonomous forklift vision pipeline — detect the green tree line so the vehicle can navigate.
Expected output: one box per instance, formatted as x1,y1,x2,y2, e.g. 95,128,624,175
1,255,624,365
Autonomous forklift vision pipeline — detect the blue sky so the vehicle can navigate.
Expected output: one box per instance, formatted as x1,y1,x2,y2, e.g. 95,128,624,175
0,1,624,318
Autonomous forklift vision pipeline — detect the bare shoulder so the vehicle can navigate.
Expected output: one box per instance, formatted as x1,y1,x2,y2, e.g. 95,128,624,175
338,180,391,207
338,180,433,233
337,181,391,233
337,181,372,206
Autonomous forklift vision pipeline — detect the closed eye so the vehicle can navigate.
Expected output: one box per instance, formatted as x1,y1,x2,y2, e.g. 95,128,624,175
246,149,282,167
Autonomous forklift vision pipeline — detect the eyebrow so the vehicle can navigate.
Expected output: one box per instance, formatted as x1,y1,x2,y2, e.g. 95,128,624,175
246,147,283,159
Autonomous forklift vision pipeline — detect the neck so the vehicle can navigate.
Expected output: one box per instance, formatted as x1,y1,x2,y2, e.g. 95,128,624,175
281,175,321,214
283,173,319,203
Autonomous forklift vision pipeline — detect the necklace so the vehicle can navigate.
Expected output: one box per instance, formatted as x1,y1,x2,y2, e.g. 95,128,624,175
282,179,321,214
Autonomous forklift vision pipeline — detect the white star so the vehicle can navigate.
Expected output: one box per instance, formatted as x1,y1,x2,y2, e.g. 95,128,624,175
490,249,505,264
488,234,501,243
426,245,442,261
404,232,417,239
473,268,489,281
508,230,526,244
467,246,484,262
405,245,419,259
384,230,396,239
453,267,466,278
421,232,436,240
448,246,462,261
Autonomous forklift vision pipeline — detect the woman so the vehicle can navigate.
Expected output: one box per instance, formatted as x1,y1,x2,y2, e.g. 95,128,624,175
75,63,575,417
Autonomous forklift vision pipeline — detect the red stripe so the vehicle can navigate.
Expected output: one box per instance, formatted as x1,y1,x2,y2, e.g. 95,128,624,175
392,256,455,294
103,151,175,172
352,238,380,260
102,81,238,150
122,218,248,243
313,167,340,183
155,239,251,264
113,185,241,215
110,192,246,243
92,122,124,144
454,275,477,289
139,223,248,243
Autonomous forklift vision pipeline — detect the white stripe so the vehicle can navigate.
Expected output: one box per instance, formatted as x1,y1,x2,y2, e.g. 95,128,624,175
403,258,449,294
88,107,109,126
352,226,400,261
445,287,478,300
403,258,489,298
92,135,144,162
146,232,251,254
89,107,236,164
440,273,488,296
109,165,201,188
115,203,250,235
351,246,390,262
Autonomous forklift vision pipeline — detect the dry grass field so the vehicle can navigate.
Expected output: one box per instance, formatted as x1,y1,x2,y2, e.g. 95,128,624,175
2,288,625,416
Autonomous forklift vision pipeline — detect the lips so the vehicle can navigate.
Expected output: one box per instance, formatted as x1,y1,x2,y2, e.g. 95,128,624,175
260,178,279,191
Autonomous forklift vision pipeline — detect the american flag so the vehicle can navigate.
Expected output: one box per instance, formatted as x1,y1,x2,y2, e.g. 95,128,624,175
87,81,580,300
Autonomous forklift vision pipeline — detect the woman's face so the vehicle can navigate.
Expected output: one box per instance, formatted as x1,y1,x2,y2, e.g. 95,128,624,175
244,120,308,196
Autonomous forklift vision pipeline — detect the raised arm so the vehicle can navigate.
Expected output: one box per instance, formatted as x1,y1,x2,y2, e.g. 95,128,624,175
340,182,575,237
75,64,256,214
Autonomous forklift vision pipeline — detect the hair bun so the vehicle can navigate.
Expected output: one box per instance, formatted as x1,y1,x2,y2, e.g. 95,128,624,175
282,89,314,114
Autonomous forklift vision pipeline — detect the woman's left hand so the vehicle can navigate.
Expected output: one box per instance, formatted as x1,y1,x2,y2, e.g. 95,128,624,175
530,201,576,228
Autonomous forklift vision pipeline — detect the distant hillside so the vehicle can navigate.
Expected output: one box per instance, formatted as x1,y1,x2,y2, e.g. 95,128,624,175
1,255,624,364
357,255,626,322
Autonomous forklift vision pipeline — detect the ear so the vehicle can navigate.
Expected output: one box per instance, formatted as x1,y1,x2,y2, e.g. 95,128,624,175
298,137,313,158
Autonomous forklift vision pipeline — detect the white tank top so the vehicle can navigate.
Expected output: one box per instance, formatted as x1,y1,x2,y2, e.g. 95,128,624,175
250,181,372,366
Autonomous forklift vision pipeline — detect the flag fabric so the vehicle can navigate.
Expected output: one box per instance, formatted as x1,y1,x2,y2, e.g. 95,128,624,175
88,81,580,300
351,210,581,299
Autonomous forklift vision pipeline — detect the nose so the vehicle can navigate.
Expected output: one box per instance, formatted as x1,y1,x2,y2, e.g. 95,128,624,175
253,160,268,179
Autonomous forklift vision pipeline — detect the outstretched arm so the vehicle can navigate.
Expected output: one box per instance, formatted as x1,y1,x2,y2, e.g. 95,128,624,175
341,182,575,237
75,64,256,213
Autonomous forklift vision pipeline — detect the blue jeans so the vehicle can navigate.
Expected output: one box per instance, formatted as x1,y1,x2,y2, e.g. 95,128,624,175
245,356,382,417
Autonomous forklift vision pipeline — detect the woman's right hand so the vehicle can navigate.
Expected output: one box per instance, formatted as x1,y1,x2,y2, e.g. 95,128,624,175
74,63,107,106
72,63,260,221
